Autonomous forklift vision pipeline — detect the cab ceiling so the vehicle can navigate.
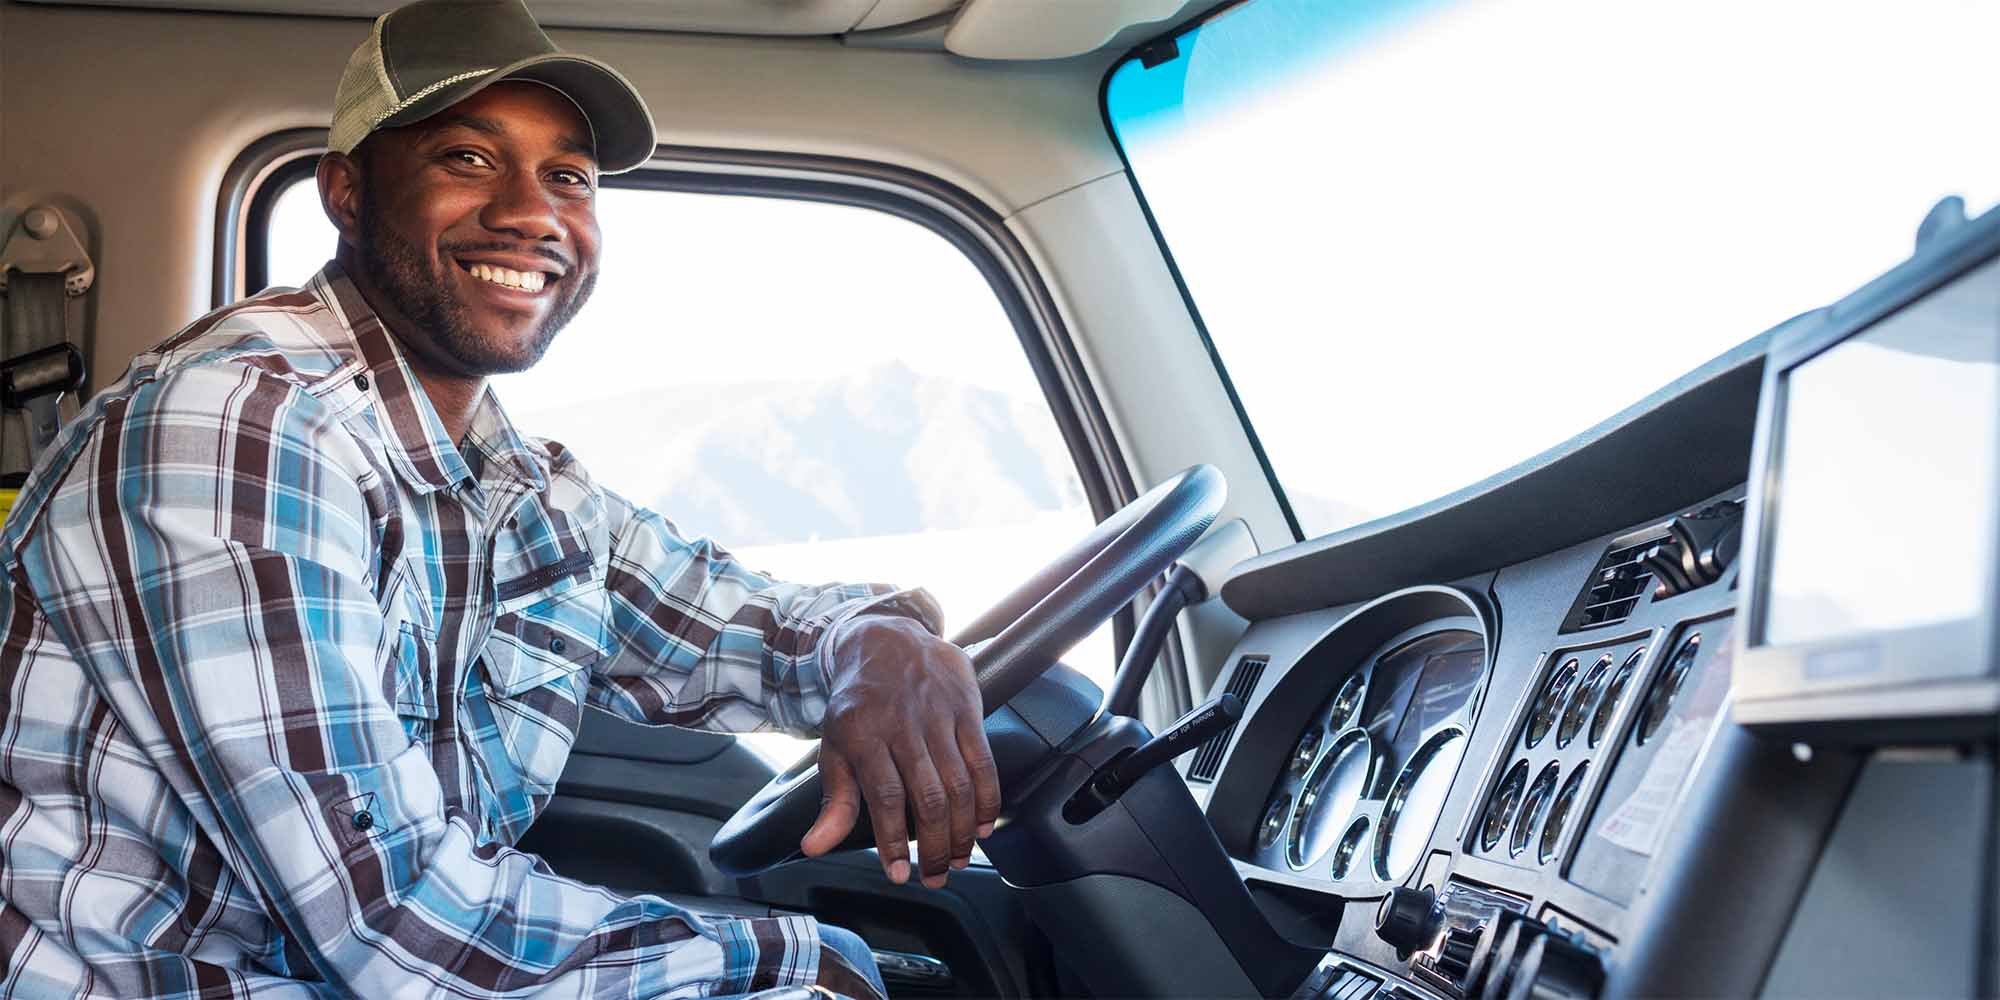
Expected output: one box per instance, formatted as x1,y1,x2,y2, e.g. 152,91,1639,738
16,0,1213,57
19,0,960,34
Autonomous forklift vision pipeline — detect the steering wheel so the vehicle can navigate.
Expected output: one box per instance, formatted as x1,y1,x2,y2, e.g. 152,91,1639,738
709,464,1227,876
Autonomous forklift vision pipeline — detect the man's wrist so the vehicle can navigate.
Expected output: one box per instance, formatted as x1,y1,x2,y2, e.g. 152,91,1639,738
826,614,934,686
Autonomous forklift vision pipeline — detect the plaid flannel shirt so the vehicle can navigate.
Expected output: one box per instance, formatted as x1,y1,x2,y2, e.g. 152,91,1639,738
0,263,941,998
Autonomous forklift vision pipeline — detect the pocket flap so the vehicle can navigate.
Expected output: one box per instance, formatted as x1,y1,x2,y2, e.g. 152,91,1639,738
485,583,610,696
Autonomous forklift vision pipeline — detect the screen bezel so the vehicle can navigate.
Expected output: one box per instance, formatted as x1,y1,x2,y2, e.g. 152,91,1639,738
1736,216,2000,725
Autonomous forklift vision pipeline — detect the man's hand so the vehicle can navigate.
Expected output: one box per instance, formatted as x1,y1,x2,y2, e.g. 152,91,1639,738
800,616,1000,887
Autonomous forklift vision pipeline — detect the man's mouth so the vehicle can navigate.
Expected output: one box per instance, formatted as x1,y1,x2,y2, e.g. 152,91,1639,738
459,260,549,294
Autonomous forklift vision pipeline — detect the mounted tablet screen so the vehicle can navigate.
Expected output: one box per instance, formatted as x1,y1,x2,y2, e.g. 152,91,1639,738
1760,258,2000,647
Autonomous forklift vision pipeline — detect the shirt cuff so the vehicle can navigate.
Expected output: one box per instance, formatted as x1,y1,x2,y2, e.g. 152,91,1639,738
711,914,823,995
815,584,944,679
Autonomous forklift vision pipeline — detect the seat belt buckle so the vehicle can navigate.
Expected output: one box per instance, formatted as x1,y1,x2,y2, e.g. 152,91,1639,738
0,343,86,412
0,343,87,462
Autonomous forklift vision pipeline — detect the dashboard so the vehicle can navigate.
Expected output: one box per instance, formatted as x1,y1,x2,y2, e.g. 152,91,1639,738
1198,490,1748,1000
1180,208,2000,1000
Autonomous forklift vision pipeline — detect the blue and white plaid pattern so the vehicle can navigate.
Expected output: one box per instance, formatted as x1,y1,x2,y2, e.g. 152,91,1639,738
0,264,939,997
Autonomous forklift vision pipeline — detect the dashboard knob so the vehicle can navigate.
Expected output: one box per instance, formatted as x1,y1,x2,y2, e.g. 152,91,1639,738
1374,885,1440,954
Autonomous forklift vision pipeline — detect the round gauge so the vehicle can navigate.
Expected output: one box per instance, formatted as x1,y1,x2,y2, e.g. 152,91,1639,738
1637,633,1701,745
1329,672,1366,729
1525,659,1579,748
1330,817,1370,880
1558,654,1612,749
1288,732,1371,870
1481,759,1530,852
1589,647,1643,747
1375,729,1468,881
1257,791,1291,850
1510,762,1560,858
1539,761,1590,865
1287,725,1323,780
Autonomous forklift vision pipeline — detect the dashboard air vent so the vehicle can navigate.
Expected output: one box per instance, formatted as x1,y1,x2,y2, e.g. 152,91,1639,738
1565,532,1670,631
1187,655,1267,782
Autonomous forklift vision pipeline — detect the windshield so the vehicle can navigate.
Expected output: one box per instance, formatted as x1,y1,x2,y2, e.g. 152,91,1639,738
1105,0,2000,539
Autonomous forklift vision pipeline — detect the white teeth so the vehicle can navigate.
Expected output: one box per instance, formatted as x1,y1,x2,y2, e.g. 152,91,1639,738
465,262,547,292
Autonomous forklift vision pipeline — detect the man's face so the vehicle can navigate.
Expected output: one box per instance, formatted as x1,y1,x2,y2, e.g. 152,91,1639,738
343,82,602,375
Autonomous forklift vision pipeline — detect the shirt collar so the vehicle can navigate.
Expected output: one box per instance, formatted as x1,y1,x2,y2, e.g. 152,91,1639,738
465,386,551,495
315,261,545,496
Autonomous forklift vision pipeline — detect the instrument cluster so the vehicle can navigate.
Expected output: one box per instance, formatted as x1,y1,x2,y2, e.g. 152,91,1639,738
1246,591,1492,894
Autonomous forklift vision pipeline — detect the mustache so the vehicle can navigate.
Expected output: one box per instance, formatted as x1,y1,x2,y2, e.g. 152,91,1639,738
442,240,574,273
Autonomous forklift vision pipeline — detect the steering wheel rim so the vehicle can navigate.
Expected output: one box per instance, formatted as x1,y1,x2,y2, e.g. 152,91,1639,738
709,464,1227,876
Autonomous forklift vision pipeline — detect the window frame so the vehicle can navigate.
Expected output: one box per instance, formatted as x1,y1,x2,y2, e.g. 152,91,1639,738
217,130,1172,691
1097,1,1311,544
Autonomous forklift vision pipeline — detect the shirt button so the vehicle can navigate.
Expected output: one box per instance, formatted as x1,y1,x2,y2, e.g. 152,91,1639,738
351,810,374,832
549,637,567,654
354,373,370,392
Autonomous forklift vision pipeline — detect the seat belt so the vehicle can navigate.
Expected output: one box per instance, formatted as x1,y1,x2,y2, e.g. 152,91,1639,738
0,205,93,525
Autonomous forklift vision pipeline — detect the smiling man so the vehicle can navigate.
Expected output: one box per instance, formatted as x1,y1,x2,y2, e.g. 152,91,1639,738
0,2,997,997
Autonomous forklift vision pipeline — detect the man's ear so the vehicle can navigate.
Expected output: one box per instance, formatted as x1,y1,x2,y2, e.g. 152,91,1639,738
318,151,365,249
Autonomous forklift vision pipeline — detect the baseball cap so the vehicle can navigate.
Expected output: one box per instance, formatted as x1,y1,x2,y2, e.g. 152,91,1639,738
330,0,656,173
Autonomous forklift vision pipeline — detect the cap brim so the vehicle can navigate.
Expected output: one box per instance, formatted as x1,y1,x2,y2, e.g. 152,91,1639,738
376,52,656,174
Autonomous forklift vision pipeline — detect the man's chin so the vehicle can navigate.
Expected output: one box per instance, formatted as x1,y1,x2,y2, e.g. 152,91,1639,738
438,327,556,376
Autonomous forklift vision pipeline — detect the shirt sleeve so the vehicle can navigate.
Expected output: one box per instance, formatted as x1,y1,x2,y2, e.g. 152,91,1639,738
589,489,944,737
12,362,823,998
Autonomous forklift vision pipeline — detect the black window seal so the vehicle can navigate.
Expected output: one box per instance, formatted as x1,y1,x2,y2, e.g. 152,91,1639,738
215,129,327,308
1095,0,1308,544
216,131,1158,664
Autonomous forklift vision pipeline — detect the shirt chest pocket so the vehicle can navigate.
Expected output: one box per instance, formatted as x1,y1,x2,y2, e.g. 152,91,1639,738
485,577,612,696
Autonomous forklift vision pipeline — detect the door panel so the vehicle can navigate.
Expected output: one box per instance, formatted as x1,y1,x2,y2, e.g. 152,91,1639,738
520,710,1054,998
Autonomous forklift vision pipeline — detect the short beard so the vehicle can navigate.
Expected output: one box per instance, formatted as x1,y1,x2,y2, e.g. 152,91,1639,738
355,184,595,375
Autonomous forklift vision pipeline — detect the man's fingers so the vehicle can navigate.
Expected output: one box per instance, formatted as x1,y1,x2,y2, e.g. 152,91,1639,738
854,748,913,884
928,718,978,869
957,713,1001,839
892,735,953,888
802,750,862,857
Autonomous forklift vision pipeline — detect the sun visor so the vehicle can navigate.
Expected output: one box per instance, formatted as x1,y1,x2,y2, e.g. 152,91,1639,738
944,0,1203,60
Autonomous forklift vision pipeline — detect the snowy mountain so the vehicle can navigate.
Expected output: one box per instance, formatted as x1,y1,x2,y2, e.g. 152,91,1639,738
506,362,1086,547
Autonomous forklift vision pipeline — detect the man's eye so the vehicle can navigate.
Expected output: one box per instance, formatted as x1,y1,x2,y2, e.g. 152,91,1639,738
551,169,592,189
448,150,492,169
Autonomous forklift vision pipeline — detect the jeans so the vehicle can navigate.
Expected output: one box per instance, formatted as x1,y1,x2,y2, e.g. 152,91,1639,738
819,924,887,998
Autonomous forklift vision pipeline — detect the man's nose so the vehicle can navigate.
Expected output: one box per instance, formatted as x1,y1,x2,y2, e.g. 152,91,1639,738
480,169,563,243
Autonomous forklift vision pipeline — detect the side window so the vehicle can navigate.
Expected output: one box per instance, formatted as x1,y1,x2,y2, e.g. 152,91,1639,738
261,175,1111,761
